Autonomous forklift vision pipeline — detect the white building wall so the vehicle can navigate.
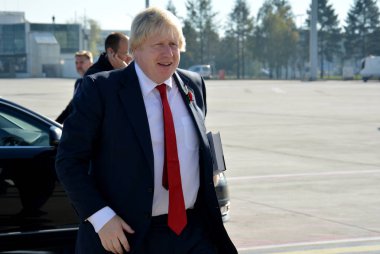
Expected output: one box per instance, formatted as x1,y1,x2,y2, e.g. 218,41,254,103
28,32,60,77
61,53,78,78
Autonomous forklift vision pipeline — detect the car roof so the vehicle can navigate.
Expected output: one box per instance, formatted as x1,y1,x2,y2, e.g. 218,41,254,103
0,97,62,128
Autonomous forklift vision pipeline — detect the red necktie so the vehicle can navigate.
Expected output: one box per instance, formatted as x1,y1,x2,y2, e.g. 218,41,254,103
156,84,187,235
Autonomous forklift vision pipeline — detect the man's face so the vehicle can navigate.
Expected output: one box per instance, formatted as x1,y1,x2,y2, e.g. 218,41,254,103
133,31,180,84
75,56,92,76
116,39,132,65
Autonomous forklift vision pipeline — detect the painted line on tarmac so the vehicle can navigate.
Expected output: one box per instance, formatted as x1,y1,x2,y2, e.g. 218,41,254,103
266,245,380,254
228,169,380,181
237,236,380,252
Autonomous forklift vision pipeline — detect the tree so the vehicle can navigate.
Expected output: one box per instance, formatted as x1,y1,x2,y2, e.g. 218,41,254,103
180,20,198,68
344,0,380,61
225,0,254,78
183,0,219,66
215,35,236,77
306,0,341,78
255,0,298,79
87,19,101,56
295,28,309,80
166,0,178,17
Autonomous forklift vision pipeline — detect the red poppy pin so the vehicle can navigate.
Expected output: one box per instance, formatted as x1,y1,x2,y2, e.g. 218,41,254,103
187,90,194,103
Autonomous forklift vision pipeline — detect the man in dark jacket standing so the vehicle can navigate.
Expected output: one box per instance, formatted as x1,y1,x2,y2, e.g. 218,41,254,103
85,32,132,75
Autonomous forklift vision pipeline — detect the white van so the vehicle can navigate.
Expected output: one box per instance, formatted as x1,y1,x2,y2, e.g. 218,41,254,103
360,55,380,82
188,64,212,79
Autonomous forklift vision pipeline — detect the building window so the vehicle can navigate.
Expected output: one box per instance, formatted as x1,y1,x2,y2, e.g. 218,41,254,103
30,24,80,53
0,24,26,54
0,55,27,74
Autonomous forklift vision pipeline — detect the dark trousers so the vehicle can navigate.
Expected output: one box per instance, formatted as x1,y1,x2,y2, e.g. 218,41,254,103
136,210,217,254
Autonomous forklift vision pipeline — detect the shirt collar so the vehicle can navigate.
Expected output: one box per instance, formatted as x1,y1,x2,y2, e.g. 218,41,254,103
135,63,173,98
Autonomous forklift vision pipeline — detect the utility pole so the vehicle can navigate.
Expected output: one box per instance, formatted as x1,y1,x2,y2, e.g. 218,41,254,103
309,0,318,81
146,0,149,8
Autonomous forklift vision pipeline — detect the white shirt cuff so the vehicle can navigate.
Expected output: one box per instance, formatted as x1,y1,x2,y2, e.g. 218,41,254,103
87,206,116,233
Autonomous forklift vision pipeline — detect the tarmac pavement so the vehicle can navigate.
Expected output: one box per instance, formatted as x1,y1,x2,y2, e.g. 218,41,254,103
1,78,380,253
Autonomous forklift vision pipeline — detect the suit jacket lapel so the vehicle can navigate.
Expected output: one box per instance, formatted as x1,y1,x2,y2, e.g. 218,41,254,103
173,72,210,149
118,63,154,177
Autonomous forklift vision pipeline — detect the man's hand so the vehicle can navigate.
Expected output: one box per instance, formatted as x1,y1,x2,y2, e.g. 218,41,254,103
98,215,135,254
108,52,128,69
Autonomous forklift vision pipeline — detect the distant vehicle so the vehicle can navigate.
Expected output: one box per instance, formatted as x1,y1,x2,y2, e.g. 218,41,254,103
188,64,212,79
360,55,380,82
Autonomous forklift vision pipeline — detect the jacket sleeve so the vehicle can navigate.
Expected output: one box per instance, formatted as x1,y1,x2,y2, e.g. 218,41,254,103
55,100,72,124
55,75,107,221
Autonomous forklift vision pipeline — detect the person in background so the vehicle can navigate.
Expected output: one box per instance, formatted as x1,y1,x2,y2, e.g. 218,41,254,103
55,7,237,254
85,32,132,75
55,50,93,124
75,50,93,76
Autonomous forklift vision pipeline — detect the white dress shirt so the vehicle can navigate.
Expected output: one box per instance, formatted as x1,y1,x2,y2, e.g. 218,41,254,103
88,63,200,232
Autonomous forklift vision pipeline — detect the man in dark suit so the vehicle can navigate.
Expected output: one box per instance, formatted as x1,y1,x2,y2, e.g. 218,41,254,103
55,7,237,254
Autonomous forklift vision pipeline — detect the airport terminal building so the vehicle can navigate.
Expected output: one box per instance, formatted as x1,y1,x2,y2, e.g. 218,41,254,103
0,11,84,78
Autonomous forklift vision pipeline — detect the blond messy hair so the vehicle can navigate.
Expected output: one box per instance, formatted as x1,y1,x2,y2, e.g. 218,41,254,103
75,50,93,63
129,7,186,54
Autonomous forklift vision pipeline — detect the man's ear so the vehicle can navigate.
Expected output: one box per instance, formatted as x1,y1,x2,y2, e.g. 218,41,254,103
106,48,114,55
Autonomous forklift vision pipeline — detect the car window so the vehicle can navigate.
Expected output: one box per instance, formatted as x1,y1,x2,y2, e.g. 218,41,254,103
0,107,50,146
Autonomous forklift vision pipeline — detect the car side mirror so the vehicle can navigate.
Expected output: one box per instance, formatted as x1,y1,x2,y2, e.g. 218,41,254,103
49,126,62,147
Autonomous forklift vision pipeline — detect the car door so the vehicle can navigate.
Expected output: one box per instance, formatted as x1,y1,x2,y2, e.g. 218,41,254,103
0,101,77,251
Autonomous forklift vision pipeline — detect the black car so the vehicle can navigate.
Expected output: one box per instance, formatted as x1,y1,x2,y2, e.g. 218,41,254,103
0,98,230,252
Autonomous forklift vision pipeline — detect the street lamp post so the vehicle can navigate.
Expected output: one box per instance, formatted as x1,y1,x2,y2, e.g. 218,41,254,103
309,0,318,81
